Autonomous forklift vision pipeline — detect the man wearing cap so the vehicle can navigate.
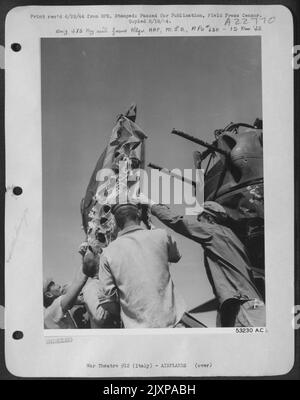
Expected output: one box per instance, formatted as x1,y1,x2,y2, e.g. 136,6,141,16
98,202,187,328
43,265,89,329
138,195,265,327
44,249,121,329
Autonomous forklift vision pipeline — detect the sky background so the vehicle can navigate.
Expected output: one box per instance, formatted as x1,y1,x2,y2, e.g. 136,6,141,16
42,36,262,327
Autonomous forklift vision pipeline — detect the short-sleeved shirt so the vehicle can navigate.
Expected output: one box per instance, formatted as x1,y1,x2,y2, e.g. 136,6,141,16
151,204,262,308
44,296,77,329
98,225,185,328
82,278,120,329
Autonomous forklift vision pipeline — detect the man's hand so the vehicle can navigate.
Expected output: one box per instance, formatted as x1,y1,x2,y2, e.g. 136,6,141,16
78,242,89,257
79,241,102,257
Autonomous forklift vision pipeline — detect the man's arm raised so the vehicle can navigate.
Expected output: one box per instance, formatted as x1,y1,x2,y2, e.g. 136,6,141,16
60,263,88,314
137,193,211,244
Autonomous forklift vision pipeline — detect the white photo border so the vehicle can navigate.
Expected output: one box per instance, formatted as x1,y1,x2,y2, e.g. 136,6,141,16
5,4,294,377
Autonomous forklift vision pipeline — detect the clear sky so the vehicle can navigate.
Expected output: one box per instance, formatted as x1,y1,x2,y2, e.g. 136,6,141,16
42,36,261,326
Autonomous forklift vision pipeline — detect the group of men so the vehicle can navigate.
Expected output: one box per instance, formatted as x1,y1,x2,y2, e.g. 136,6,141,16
44,195,266,329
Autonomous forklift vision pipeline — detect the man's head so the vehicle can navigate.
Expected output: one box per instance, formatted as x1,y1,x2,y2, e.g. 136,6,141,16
43,278,62,308
111,203,141,230
61,283,70,295
82,249,100,278
197,201,227,224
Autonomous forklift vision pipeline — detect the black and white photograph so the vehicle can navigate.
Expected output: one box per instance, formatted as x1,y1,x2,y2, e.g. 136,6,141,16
42,36,265,330
4,4,295,378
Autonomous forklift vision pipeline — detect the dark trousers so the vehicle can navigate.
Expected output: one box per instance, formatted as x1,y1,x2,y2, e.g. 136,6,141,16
218,298,266,327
